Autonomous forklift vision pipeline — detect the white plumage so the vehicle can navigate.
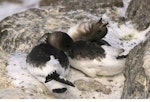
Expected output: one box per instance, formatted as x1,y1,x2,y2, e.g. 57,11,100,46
27,55,70,91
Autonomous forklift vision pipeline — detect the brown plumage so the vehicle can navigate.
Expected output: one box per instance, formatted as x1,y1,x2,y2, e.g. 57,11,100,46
68,18,108,42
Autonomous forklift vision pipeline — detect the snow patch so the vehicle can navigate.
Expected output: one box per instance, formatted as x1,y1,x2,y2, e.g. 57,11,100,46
0,0,40,20
7,53,50,96
103,16,150,55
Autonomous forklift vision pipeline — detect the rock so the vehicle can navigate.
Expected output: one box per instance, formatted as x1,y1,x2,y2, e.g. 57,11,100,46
40,0,125,25
40,0,59,6
0,8,74,54
121,32,150,99
74,79,111,94
126,0,150,31
40,0,123,12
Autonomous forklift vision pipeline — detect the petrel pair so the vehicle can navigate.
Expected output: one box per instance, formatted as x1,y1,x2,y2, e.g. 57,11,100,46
67,18,126,77
26,18,126,94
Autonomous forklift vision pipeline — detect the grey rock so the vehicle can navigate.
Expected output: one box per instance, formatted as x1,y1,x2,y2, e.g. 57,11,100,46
74,79,111,94
126,0,150,31
0,8,71,54
40,0,59,6
40,0,126,25
40,0,123,12
121,32,150,99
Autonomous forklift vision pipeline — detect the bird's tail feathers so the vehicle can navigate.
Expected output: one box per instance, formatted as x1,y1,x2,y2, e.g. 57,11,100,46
45,71,75,87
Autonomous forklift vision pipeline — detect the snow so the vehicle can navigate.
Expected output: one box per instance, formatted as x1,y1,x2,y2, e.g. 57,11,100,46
0,0,40,20
2,0,150,99
103,17,150,55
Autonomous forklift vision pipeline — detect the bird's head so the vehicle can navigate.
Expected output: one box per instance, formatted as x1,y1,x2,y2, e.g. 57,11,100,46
46,31,73,52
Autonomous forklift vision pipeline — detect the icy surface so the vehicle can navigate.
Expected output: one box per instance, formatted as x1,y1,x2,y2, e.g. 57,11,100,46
0,0,40,20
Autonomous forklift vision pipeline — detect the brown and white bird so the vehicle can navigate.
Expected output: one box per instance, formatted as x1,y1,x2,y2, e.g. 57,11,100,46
67,18,108,42
26,31,75,94
67,18,126,77
68,40,126,77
